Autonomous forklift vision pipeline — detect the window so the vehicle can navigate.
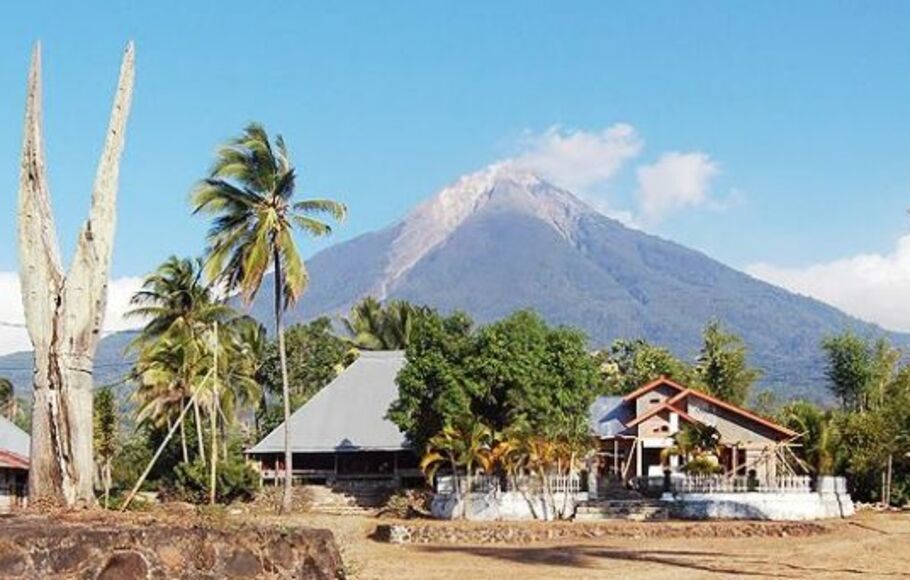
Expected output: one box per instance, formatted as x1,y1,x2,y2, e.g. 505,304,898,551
649,397,660,404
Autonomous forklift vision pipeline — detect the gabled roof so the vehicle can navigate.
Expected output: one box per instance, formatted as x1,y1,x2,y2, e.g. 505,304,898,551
0,416,29,463
248,351,409,454
592,380,798,441
668,388,798,438
622,376,687,402
625,401,700,428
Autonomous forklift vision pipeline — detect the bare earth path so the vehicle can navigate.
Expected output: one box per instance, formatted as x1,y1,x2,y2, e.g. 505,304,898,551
255,511,910,579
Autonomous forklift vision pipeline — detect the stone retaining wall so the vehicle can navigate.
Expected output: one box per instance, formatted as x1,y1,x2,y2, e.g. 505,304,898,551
431,492,586,521
0,514,344,579
663,487,855,521
375,519,827,545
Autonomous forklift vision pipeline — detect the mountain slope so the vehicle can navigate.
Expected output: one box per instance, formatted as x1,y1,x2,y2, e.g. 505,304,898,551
249,165,898,401
1,166,897,402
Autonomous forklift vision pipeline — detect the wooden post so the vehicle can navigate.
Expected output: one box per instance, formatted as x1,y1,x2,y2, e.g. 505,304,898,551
636,439,643,478
613,439,619,477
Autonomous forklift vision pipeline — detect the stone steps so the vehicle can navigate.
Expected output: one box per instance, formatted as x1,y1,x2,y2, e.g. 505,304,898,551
302,484,391,516
574,500,669,522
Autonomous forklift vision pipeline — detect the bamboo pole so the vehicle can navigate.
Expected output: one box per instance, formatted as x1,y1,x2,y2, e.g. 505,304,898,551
121,394,196,511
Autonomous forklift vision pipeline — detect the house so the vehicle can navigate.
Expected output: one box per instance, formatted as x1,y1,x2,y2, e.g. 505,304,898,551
248,357,797,493
247,351,422,486
0,416,29,513
590,376,798,485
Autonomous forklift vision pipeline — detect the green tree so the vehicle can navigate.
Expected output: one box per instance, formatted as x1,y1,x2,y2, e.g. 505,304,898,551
750,390,779,418
420,418,494,519
388,310,476,451
128,257,236,464
695,320,761,406
595,339,696,395
93,386,118,508
343,297,429,350
256,317,355,436
192,123,345,512
778,401,839,475
660,423,724,474
390,310,600,453
0,378,15,420
821,331,875,411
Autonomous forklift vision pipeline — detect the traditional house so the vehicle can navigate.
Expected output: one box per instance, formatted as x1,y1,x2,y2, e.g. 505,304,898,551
249,357,798,494
590,376,798,485
247,351,421,486
0,416,29,513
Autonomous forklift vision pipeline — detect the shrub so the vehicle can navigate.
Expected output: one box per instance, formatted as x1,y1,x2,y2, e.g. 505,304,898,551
173,456,258,504
684,455,723,475
378,489,432,519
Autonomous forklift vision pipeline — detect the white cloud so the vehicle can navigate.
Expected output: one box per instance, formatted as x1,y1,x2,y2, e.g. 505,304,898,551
0,272,145,356
505,125,725,225
635,151,719,223
509,124,643,201
747,235,910,333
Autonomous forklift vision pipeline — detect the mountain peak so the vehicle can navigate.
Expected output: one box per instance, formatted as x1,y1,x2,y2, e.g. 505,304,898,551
377,164,592,297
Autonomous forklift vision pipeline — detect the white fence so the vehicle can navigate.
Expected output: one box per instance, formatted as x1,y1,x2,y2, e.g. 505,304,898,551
671,474,812,494
436,473,582,496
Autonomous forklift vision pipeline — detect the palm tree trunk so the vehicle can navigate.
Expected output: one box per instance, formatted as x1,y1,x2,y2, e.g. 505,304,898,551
193,398,206,466
209,321,219,505
274,247,293,513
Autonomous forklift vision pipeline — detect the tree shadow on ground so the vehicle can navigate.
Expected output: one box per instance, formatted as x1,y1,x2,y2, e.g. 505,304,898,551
414,544,896,577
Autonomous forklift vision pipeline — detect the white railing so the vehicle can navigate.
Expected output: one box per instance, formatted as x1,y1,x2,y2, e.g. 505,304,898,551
671,474,812,494
436,474,500,495
437,473,582,495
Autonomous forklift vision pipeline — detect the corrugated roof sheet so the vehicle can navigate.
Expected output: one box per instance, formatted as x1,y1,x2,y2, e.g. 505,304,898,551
248,351,409,454
589,395,633,438
0,416,30,461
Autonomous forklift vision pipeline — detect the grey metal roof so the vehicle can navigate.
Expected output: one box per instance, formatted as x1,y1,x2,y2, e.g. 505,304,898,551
589,396,633,438
0,416,30,457
249,350,409,454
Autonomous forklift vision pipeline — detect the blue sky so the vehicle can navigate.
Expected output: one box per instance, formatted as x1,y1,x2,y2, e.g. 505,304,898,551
2,1,910,350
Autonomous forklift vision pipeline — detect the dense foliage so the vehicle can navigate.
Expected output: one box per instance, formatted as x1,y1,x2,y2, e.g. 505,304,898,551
696,320,762,406
389,309,601,453
256,317,356,436
595,321,761,405
782,332,910,504
343,297,431,350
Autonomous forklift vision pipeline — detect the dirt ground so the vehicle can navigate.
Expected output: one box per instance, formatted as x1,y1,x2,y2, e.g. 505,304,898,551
260,511,910,580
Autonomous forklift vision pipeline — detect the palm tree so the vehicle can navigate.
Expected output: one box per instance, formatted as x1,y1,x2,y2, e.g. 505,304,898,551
129,257,235,464
342,297,386,350
420,419,494,518
343,297,428,350
660,423,724,474
192,123,345,511
780,401,839,475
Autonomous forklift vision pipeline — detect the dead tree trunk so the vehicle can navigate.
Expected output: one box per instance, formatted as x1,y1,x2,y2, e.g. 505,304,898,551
17,43,135,508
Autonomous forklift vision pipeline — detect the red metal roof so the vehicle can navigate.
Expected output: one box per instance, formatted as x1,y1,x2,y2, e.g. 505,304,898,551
625,401,701,428
0,450,29,470
622,376,688,402
667,388,798,438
